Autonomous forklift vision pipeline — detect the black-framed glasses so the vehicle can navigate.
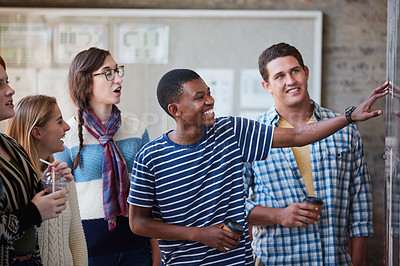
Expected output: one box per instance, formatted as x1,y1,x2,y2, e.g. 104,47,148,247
93,65,124,81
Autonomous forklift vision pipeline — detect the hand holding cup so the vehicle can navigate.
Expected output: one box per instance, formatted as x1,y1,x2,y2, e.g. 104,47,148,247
32,189,68,221
40,159,69,214
303,196,324,222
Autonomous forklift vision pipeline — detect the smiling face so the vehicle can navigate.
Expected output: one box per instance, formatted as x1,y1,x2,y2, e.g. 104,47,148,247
0,65,15,121
89,55,123,108
172,78,215,128
35,104,70,157
262,55,310,110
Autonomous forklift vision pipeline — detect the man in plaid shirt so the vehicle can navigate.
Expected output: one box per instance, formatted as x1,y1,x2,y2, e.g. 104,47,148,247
244,42,374,265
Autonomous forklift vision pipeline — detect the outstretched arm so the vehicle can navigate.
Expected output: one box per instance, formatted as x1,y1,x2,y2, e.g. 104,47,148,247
272,81,389,148
129,204,240,253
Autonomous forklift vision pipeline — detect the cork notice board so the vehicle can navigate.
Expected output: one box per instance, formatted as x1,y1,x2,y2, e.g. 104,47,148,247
0,8,322,139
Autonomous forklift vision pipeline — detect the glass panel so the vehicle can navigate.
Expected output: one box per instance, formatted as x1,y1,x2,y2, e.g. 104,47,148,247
385,0,400,265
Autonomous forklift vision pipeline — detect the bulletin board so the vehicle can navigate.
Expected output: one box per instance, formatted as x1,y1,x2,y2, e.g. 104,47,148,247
0,8,322,139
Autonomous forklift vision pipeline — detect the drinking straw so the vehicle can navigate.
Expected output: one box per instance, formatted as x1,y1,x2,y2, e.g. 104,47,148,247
40,159,55,193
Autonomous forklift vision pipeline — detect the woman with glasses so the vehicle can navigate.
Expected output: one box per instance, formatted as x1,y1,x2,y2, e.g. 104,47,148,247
54,47,160,266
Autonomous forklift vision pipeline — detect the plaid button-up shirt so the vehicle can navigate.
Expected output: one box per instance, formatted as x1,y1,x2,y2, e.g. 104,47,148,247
244,102,374,265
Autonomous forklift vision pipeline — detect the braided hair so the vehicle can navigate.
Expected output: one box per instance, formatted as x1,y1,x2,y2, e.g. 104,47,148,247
68,47,110,169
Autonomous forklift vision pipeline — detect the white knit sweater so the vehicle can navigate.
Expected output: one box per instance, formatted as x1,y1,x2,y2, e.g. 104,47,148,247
37,180,88,266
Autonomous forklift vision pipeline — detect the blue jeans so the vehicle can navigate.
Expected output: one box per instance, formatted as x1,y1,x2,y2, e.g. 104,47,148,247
89,248,152,266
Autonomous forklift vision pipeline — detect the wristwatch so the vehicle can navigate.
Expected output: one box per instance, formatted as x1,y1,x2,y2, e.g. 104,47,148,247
345,106,358,124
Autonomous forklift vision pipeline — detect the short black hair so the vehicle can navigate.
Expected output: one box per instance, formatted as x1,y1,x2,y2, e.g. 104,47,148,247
258,42,305,82
157,69,201,117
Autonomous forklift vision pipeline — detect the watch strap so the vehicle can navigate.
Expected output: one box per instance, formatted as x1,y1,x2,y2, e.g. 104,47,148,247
345,106,357,124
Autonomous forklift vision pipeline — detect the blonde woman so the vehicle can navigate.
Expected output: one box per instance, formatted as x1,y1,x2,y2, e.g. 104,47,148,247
6,95,88,266
0,56,68,266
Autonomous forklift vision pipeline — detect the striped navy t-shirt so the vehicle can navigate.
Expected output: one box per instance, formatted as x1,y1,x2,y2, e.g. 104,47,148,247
128,117,274,265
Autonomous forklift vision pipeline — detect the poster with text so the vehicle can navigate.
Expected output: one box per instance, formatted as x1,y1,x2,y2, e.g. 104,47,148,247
54,23,108,63
116,24,169,64
0,24,51,65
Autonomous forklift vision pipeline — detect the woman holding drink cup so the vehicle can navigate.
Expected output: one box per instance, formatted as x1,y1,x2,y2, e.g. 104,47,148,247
6,95,88,266
0,56,68,265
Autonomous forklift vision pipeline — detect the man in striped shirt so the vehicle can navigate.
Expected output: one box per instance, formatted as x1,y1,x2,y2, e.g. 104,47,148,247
128,69,387,265
244,42,377,265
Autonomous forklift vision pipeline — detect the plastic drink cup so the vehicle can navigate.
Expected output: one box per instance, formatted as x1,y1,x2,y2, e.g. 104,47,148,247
222,219,244,237
41,176,67,195
42,173,67,213
303,196,323,222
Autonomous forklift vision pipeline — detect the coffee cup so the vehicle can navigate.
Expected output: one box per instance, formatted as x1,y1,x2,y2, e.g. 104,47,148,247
222,219,244,237
303,196,323,222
